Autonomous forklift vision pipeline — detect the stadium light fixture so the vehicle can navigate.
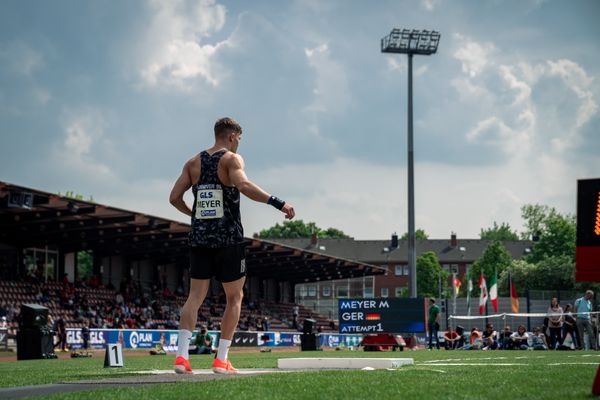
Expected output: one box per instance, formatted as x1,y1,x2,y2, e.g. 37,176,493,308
381,28,441,298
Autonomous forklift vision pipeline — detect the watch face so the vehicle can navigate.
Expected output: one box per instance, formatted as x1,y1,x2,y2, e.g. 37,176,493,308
577,178,600,247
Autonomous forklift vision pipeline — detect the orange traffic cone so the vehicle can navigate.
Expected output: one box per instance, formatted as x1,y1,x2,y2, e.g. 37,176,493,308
592,364,600,396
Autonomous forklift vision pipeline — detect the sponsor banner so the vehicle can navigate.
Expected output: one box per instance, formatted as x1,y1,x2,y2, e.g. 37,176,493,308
66,329,364,350
319,334,362,348
257,332,302,347
232,331,258,347
0,328,8,351
66,329,217,350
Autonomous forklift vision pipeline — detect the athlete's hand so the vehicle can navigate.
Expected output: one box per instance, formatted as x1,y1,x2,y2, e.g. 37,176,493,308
282,203,295,220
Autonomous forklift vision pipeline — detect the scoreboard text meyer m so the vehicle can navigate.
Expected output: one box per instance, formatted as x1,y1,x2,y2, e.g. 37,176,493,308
338,298,426,334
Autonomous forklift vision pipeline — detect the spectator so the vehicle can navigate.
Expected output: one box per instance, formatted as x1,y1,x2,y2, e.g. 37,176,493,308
498,326,513,350
0,316,7,329
53,316,67,352
562,304,579,349
482,323,498,350
443,326,461,350
531,326,548,350
191,327,213,354
427,298,441,350
574,290,596,350
547,297,563,349
463,327,483,350
510,325,529,350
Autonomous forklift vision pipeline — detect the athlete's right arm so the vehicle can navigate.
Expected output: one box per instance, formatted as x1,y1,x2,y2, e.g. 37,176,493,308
169,161,193,217
228,153,295,219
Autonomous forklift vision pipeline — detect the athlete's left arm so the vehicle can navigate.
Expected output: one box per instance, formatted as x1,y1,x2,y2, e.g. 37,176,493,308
169,161,193,217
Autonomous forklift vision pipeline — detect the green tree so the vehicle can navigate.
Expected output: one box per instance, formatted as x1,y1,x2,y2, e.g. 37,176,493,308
417,251,447,298
400,229,429,240
257,220,350,239
498,256,576,294
470,241,512,296
520,204,576,263
77,251,93,279
480,222,519,241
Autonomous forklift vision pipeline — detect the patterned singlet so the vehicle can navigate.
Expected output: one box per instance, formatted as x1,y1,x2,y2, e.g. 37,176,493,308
189,150,243,248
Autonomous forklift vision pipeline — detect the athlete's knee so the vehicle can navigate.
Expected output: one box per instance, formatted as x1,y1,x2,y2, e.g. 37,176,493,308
226,290,243,305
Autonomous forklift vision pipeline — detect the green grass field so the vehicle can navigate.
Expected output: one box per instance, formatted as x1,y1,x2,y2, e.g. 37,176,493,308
1,350,598,399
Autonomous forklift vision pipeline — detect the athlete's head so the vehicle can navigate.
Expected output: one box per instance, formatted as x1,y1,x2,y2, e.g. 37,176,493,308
214,117,242,153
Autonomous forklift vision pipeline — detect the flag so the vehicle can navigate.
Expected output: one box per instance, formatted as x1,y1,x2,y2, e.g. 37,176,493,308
489,270,498,312
510,271,519,313
479,273,488,315
466,277,473,315
453,274,461,297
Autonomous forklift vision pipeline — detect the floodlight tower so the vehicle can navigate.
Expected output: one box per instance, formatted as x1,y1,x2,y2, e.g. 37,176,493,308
381,29,440,298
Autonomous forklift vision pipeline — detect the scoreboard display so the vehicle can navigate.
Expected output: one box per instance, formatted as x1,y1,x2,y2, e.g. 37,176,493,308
338,298,426,334
576,178,600,282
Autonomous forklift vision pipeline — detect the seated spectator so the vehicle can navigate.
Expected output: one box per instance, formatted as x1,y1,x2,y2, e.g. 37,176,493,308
498,326,513,350
510,325,529,350
443,326,461,350
463,328,483,350
531,326,548,350
482,323,499,350
190,326,213,354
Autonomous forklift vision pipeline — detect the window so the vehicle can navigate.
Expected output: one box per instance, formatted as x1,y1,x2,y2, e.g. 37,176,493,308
337,285,348,298
322,286,331,297
395,265,402,276
299,286,307,297
380,287,389,298
364,287,374,298
308,286,316,297
442,264,450,272
403,265,410,275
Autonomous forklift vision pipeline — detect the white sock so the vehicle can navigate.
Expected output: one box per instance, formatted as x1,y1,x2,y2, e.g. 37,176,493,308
176,329,192,359
216,338,232,361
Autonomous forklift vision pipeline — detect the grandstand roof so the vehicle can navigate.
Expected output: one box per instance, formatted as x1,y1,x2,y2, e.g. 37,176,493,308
268,238,533,264
0,181,382,283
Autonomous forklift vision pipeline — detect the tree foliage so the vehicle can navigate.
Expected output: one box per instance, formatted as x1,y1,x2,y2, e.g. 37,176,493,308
480,222,519,241
520,204,576,263
417,251,448,298
498,256,575,295
470,241,512,296
257,220,350,239
400,229,429,240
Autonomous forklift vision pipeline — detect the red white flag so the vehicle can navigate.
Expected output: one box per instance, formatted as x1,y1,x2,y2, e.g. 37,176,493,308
479,273,488,315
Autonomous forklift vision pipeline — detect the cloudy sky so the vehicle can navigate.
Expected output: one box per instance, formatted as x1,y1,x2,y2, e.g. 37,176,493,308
1,0,599,240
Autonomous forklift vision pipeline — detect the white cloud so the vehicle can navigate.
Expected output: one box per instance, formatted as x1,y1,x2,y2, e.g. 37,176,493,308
54,109,115,180
421,0,441,11
453,34,494,78
304,43,351,114
138,0,231,90
239,155,585,240
0,41,44,77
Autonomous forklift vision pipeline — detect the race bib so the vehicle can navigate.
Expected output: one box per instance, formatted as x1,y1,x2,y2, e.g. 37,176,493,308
195,188,224,219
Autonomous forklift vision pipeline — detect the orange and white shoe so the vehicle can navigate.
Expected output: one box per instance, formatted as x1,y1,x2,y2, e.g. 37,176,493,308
212,357,238,374
174,356,193,374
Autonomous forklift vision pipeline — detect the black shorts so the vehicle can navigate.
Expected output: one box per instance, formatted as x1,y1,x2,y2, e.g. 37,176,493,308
189,244,246,283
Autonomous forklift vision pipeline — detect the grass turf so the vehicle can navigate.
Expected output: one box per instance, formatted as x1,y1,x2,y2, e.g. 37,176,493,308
1,350,598,399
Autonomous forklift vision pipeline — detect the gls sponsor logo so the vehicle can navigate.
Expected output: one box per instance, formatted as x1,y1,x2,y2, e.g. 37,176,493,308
240,259,246,273
67,330,105,344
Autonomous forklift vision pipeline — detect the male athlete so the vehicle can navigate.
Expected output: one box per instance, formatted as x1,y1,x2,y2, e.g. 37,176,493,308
169,117,295,374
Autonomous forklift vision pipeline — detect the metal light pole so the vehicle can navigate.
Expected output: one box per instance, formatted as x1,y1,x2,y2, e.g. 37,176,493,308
381,29,440,298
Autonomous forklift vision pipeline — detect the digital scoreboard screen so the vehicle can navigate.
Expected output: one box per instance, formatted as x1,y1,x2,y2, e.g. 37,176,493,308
338,298,426,334
576,178,600,282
